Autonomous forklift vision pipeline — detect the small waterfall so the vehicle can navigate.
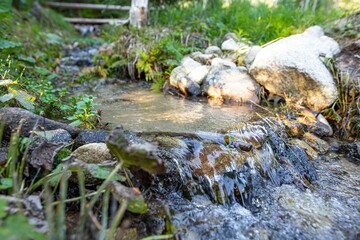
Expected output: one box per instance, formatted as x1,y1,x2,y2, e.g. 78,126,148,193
158,120,318,207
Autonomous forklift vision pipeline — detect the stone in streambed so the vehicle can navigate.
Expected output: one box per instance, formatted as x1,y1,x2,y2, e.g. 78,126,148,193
73,129,108,149
0,107,79,140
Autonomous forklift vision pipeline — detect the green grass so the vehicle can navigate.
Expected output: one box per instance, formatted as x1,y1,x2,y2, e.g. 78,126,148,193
0,7,101,128
152,0,343,45
323,59,360,139
0,127,153,239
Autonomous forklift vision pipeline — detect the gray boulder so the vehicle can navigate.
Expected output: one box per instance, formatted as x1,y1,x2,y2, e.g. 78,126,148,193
250,26,340,111
71,143,113,164
74,129,108,149
169,57,209,96
202,68,260,103
178,77,202,96
34,129,72,143
0,107,80,140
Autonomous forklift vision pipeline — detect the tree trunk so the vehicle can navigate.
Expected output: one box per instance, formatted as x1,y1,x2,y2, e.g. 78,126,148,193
129,0,149,28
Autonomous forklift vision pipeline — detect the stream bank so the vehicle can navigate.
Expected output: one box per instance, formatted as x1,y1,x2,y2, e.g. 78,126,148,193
55,30,360,239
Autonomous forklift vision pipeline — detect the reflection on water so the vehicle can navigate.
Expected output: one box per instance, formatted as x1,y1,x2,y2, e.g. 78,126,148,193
91,83,260,132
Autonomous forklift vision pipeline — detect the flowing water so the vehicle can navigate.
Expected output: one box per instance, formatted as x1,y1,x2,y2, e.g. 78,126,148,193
64,45,360,240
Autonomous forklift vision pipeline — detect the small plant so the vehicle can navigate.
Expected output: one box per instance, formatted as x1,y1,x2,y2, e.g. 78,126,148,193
0,57,35,110
62,94,100,129
323,58,360,139
135,35,196,91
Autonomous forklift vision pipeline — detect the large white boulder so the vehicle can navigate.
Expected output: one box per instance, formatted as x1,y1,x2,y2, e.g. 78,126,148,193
250,26,340,111
202,68,260,103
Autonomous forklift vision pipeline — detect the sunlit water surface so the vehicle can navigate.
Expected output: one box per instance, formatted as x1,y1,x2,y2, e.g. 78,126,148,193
89,83,260,133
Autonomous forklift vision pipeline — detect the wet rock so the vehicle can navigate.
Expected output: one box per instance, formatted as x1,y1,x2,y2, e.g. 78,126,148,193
297,115,333,137
150,121,318,205
204,46,222,55
202,68,260,103
74,129,108,149
29,139,65,170
326,137,340,152
71,143,114,164
177,77,202,96
34,129,72,143
0,107,80,140
315,113,333,136
283,119,306,137
106,126,166,174
250,26,340,111
303,132,330,154
282,108,333,137
338,141,360,164
152,135,188,150
290,139,318,160
169,64,208,95
273,184,357,239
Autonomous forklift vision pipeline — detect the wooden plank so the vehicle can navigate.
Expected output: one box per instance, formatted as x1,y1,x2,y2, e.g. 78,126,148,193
47,2,131,11
64,17,129,25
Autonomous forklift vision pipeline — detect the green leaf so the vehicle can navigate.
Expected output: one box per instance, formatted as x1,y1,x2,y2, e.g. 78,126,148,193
16,55,36,64
14,91,35,110
69,119,83,127
0,38,22,50
110,182,148,214
0,178,13,190
46,73,58,81
45,33,62,45
35,67,49,76
47,164,71,187
0,0,12,14
127,195,148,214
86,164,126,182
0,93,14,103
109,60,124,69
